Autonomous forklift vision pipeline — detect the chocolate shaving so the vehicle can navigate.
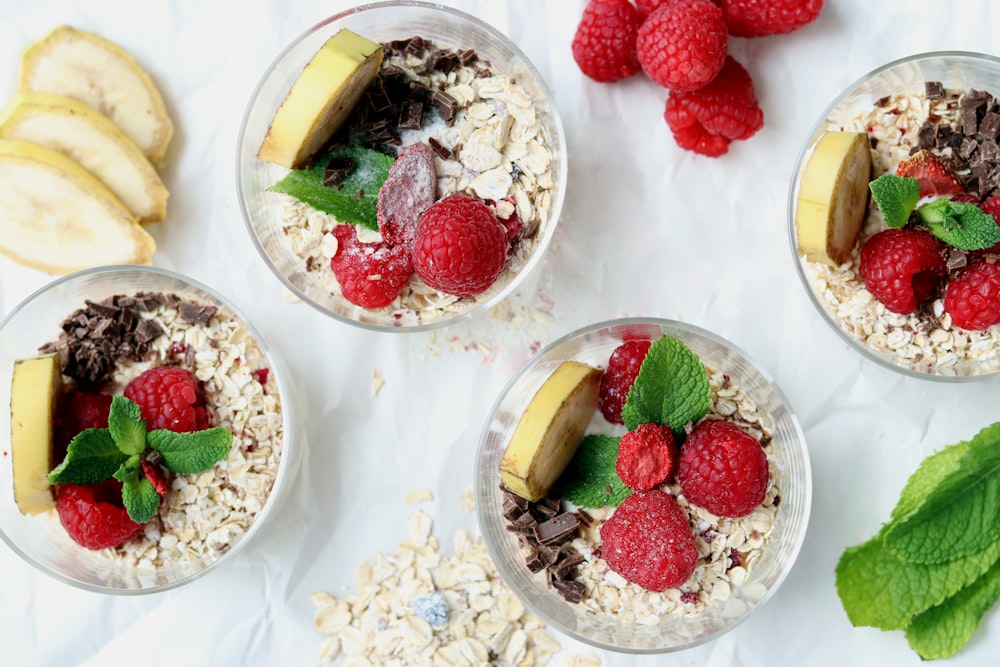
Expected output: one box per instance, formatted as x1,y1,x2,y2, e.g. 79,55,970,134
178,302,218,326
427,136,451,160
322,157,356,189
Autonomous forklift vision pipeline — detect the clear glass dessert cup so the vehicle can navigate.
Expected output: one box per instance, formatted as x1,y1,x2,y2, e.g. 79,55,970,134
0,266,296,594
474,318,811,653
788,51,1000,380
236,0,566,332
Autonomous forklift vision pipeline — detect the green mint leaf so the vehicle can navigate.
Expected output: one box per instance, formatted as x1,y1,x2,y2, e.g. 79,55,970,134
147,427,232,475
48,429,129,484
112,454,141,484
122,476,159,524
621,336,711,437
108,395,146,456
267,145,394,231
834,526,1000,630
917,198,1000,250
905,557,1000,660
556,435,631,509
885,423,1000,564
890,439,970,522
869,174,920,228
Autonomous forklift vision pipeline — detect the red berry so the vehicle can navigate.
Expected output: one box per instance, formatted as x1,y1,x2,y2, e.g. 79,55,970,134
330,224,414,308
663,56,763,157
599,489,699,591
55,481,145,550
859,228,946,315
572,0,642,83
124,366,210,433
896,150,964,197
377,141,437,247
599,340,651,424
55,390,112,459
616,423,677,491
975,195,1000,255
141,459,170,496
411,194,508,298
636,0,728,93
719,0,822,37
678,420,769,517
944,260,1000,331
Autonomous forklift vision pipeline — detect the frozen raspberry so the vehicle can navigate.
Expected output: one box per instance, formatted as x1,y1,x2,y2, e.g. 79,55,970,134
636,0,728,93
55,481,145,550
55,390,112,460
599,489,698,591
377,141,437,247
944,260,1000,331
664,56,763,157
896,150,964,197
411,194,508,298
678,420,769,517
859,228,946,315
599,339,651,424
719,0,822,37
330,224,413,308
616,423,677,491
572,0,642,83
124,366,209,433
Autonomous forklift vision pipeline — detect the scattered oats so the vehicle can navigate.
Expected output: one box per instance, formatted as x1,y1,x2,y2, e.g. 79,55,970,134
404,489,434,505
460,486,476,512
372,367,385,397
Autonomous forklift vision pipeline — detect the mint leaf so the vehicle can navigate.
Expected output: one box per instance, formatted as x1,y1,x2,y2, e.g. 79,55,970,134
48,429,128,484
621,336,711,436
267,145,394,231
112,454,141,484
906,557,1000,660
891,439,970,522
122,476,159,524
556,435,631,508
870,174,920,228
108,395,146,456
147,427,232,475
835,526,1000,630
917,198,1000,250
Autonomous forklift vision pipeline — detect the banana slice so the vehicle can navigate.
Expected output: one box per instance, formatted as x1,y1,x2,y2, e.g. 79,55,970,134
20,25,174,168
258,28,383,169
0,92,169,223
795,131,873,266
11,353,62,516
499,361,603,502
0,139,155,273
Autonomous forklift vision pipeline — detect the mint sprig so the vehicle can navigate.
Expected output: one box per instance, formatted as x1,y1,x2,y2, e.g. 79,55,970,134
49,395,232,524
621,336,711,436
555,435,631,509
869,174,920,228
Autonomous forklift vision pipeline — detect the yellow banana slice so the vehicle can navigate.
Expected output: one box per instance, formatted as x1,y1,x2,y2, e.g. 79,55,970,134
11,352,62,516
20,25,174,168
258,28,383,169
499,361,602,502
0,92,169,223
0,139,155,273
796,131,873,266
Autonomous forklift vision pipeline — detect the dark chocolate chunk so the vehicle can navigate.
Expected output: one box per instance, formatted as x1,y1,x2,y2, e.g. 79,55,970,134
533,513,580,546
552,552,585,581
398,98,423,130
430,50,460,73
875,95,891,107
322,157,356,189
366,77,393,113
178,302,218,326
502,493,526,521
552,579,585,604
430,90,457,125
525,551,546,573
134,319,163,345
458,48,478,66
946,248,969,272
531,502,558,520
407,81,433,102
537,544,561,568
981,112,1000,141
427,136,451,160
507,512,539,535
960,137,979,160
84,299,120,318
963,106,980,136
925,80,945,100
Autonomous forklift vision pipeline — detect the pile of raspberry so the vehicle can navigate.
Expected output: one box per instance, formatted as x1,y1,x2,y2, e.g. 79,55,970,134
572,0,823,156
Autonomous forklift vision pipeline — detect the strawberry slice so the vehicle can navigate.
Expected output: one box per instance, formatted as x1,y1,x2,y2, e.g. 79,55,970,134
376,142,437,247
896,150,964,197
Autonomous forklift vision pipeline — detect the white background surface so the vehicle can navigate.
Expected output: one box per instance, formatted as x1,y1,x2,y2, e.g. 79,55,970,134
1,0,999,665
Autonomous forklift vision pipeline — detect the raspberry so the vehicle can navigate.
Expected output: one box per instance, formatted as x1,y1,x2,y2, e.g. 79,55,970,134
636,0,728,93
55,481,145,550
599,489,698,591
377,141,436,247
663,56,763,157
719,0,822,37
55,390,112,460
330,224,413,308
677,419,769,517
944,261,1000,331
859,228,946,315
975,195,1000,255
124,366,210,433
599,339,651,424
571,0,642,83
896,150,964,197
615,423,677,491
141,459,170,496
411,194,508,298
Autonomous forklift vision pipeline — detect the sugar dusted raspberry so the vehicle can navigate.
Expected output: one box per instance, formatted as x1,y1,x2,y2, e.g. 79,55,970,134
944,260,1000,331
124,366,210,433
377,141,437,247
616,423,677,491
599,489,698,591
896,150,964,197
55,481,145,550
663,55,763,157
636,0,728,93
571,0,642,83
411,194,508,298
720,0,822,37
678,419,769,518
599,339,651,424
330,224,414,308
859,228,946,315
